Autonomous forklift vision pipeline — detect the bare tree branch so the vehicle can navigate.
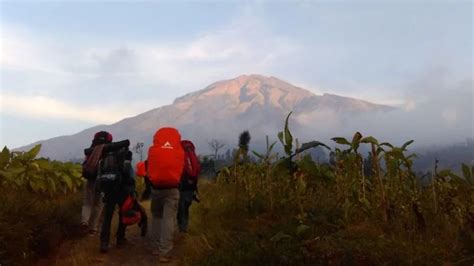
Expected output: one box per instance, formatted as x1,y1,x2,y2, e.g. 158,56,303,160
208,139,225,159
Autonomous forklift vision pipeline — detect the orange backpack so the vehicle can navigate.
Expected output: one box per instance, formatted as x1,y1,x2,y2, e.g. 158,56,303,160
147,127,185,188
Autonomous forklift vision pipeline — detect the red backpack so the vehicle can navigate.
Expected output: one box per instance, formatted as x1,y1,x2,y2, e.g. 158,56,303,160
120,195,142,225
181,140,201,179
147,127,185,188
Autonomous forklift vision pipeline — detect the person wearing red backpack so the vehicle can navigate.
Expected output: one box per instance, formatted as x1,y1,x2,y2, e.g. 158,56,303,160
177,140,201,233
146,127,185,263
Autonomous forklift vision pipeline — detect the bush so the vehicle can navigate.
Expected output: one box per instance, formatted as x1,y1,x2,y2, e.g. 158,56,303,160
0,145,84,265
0,189,82,265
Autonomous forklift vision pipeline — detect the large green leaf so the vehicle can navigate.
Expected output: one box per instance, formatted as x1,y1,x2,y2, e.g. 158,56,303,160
376,147,385,154
351,132,363,152
0,170,14,182
7,166,26,175
29,178,46,192
62,174,73,190
331,137,351,146
401,140,414,151
388,148,405,160
361,136,379,145
380,142,394,149
36,158,53,170
25,144,42,160
47,178,57,194
278,131,284,146
268,141,277,153
294,141,330,155
252,151,264,159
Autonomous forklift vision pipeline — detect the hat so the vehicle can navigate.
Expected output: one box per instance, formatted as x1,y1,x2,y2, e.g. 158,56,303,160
92,131,113,146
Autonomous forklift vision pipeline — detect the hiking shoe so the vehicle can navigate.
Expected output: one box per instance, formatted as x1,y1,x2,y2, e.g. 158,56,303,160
100,242,108,253
116,238,128,247
159,256,172,263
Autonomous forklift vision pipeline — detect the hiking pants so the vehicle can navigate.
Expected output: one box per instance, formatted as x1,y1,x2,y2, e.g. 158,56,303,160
177,190,194,232
100,192,127,244
150,188,179,256
81,179,104,232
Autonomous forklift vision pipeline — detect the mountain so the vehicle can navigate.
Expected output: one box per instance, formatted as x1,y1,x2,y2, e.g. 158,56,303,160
17,74,394,161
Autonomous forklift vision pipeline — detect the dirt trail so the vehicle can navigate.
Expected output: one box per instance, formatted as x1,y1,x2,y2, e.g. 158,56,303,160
36,201,184,266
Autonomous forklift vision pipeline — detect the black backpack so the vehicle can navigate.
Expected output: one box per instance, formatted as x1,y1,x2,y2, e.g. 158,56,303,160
98,149,124,194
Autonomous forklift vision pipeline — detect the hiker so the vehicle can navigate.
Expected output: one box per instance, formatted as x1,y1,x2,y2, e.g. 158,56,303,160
91,139,135,253
80,131,112,236
177,140,201,233
146,127,185,263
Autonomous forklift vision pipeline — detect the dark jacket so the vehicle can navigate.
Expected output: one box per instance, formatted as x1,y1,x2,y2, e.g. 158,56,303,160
179,173,197,192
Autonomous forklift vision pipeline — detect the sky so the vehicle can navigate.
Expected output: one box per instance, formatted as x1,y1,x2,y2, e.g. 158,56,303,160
0,0,472,148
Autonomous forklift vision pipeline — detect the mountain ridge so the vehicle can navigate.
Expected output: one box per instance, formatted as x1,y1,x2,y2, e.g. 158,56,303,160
17,74,394,160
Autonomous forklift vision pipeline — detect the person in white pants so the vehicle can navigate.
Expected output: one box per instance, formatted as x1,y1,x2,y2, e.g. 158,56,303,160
81,179,103,235
80,131,113,235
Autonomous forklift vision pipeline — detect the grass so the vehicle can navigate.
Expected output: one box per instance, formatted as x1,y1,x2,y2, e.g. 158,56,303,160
0,188,82,266
1,167,472,265
180,179,474,266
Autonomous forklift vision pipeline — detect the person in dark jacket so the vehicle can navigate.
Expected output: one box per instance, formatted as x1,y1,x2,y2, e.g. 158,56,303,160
177,174,198,233
97,142,136,253
177,140,201,233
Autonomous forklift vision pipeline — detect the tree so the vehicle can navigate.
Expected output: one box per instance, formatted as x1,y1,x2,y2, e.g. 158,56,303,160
209,139,225,159
133,142,144,161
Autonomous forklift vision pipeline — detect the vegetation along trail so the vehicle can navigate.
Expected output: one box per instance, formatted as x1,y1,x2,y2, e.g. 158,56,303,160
1,113,473,265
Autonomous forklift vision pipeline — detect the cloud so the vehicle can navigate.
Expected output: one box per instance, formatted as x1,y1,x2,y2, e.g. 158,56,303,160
1,14,301,115
1,6,470,149
0,94,142,124
299,73,473,148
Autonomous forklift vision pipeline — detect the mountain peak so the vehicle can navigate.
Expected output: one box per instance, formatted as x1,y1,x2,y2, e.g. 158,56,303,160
174,74,314,107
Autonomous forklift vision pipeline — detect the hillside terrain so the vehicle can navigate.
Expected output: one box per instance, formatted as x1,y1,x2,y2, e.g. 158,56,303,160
17,74,393,161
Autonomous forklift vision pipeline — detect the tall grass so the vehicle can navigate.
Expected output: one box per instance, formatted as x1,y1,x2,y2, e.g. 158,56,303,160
181,113,474,265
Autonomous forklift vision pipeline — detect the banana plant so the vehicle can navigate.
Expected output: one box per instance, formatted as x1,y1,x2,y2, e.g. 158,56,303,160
252,135,278,164
331,132,368,203
0,145,83,196
275,112,330,173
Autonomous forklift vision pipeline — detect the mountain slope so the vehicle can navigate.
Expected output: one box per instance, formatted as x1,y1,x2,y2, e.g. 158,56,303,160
17,74,393,161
